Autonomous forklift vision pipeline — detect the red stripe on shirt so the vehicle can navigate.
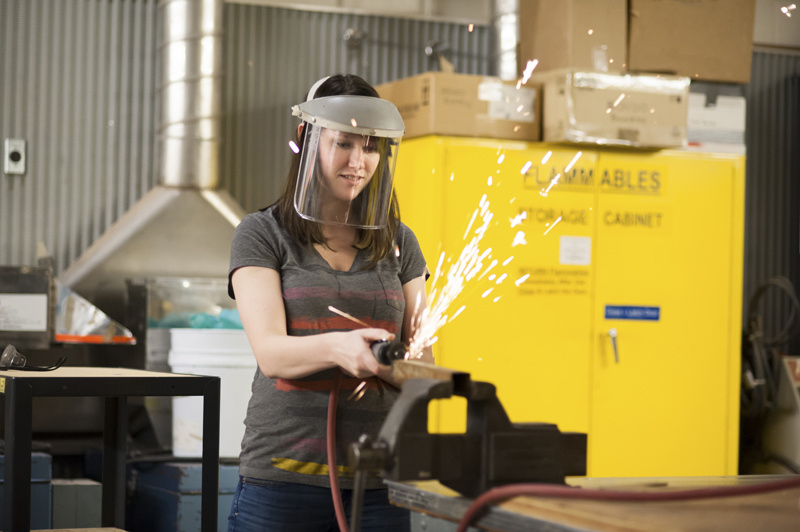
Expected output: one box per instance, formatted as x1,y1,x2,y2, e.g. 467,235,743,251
274,376,381,392
289,316,398,333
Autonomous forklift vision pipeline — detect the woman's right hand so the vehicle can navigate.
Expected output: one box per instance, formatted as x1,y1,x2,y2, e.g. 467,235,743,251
330,328,395,379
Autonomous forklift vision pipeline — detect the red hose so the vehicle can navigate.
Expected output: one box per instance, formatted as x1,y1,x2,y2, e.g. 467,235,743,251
455,476,800,532
327,369,350,532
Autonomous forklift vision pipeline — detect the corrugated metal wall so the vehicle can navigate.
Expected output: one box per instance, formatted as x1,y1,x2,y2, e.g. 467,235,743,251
219,3,491,213
0,0,158,275
0,0,488,275
743,51,800,352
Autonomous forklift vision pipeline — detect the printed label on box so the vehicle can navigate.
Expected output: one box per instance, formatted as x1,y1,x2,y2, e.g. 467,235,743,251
480,82,537,123
0,293,48,331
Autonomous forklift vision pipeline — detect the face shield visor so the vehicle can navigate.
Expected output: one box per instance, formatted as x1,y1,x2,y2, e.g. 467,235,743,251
291,95,405,229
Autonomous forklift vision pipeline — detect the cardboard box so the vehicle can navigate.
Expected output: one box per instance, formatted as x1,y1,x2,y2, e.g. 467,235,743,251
628,0,756,84
517,0,628,75
685,81,746,154
534,69,690,148
376,72,541,141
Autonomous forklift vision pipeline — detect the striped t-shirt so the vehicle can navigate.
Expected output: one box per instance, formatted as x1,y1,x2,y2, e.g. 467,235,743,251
228,205,427,489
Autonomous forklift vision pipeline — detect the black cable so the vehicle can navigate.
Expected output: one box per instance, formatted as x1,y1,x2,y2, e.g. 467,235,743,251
740,276,800,472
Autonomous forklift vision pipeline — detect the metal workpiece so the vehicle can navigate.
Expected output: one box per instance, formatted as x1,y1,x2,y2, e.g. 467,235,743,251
389,359,471,390
351,367,587,498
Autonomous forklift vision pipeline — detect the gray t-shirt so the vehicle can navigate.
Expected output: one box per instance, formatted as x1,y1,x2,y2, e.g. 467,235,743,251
228,205,427,488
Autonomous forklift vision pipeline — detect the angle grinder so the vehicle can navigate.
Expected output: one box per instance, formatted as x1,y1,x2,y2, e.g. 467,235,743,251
370,339,407,365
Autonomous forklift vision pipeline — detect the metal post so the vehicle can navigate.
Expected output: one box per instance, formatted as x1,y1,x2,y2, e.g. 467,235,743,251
201,377,221,532
4,378,33,532
102,396,128,527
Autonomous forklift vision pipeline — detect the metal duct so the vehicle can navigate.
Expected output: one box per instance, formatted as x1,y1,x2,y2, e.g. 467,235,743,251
491,0,519,80
60,0,246,323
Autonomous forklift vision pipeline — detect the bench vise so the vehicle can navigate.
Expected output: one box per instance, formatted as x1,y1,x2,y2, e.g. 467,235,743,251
349,360,587,498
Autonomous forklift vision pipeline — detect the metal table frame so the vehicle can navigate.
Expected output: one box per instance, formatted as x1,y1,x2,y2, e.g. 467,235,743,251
0,366,221,532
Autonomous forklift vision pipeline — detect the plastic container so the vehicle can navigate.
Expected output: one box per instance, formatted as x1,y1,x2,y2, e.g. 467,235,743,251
167,329,256,458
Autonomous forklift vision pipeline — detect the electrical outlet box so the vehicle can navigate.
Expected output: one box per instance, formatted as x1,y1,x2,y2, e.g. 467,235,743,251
4,138,26,175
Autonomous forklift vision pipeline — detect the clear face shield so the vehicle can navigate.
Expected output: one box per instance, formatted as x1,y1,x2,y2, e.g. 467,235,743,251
292,95,405,229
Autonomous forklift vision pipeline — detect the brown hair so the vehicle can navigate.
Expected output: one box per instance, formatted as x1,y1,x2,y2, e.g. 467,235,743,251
273,74,401,269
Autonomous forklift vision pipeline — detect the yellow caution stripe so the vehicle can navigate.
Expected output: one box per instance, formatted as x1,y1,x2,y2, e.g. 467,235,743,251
271,457,355,477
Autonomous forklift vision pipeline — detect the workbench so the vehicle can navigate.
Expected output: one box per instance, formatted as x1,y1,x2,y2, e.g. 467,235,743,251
0,367,221,532
387,476,800,531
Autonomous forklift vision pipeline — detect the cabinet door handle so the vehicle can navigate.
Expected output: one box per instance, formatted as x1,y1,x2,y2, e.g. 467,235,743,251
608,328,619,364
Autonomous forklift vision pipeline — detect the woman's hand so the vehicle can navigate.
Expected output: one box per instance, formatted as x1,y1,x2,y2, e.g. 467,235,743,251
330,328,395,379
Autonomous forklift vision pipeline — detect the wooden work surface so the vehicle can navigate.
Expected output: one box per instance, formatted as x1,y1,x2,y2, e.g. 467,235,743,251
0,366,196,378
387,476,800,531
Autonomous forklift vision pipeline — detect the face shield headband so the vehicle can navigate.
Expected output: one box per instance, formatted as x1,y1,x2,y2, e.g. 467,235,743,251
291,95,405,229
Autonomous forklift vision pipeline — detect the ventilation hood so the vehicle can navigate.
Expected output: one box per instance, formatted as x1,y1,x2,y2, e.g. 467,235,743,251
59,0,245,322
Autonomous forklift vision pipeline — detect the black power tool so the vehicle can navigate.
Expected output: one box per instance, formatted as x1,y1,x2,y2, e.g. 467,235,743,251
370,340,407,365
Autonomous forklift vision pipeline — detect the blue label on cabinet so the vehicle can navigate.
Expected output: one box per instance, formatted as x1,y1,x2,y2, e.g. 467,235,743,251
605,305,660,321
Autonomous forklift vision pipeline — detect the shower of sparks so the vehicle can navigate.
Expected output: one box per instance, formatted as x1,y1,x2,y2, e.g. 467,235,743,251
395,245,401,257
348,380,368,401
468,23,475,31
488,274,497,281
782,4,796,16
509,211,527,227
351,118,358,127
496,273,508,284
612,93,626,108
289,140,300,153
481,288,494,298
449,305,466,322
520,161,532,174
588,29,594,35
503,256,514,266
497,154,505,164
511,231,527,247
540,173,560,197
541,150,553,164
328,305,370,328
520,59,539,84
493,296,501,303
565,151,583,172
450,172,455,181
543,216,563,236
487,176,493,186
515,273,530,287
407,195,496,359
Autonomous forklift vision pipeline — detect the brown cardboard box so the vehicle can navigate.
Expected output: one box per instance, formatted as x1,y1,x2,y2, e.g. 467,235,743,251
628,0,756,84
534,69,690,148
517,0,628,75
376,72,541,141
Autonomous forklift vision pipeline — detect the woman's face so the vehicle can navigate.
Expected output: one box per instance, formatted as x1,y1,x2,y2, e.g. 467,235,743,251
317,128,380,203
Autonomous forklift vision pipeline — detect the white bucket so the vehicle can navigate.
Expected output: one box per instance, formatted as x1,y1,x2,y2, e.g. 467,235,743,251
167,329,256,459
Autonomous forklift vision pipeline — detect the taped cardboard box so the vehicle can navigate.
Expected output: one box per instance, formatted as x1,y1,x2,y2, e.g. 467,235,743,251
628,0,756,84
535,69,690,148
517,0,628,75
376,72,541,141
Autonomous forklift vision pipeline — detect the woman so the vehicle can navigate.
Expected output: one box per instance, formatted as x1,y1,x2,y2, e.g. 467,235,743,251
227,74,431,531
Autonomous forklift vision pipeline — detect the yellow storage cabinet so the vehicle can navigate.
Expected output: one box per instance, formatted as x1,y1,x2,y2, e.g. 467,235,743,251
393,136,744,477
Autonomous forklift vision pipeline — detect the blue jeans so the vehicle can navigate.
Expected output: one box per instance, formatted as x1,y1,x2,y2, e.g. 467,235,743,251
227,476,411,532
